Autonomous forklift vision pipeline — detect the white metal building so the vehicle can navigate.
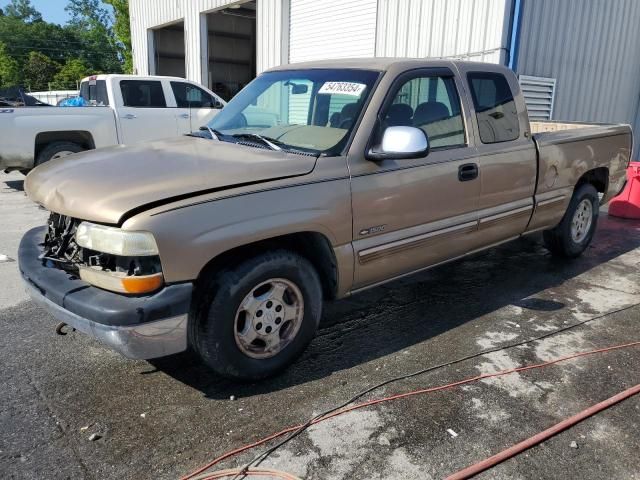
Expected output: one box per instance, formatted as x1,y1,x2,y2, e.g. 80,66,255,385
129,0,640,157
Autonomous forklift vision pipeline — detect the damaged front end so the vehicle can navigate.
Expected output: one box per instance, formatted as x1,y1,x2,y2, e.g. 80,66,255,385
41,212,164,294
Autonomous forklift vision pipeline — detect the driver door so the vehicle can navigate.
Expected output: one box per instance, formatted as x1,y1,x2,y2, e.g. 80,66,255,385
349,68,482,289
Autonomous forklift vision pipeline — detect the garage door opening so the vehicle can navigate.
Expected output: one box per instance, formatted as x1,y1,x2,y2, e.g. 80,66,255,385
153,21,186,78
206,1,256,101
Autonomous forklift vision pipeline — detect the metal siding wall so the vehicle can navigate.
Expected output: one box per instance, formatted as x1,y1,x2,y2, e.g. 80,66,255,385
130,0,284,81
375,0,510,64
288,0,378,63
257,0,287,72
517,0,640,139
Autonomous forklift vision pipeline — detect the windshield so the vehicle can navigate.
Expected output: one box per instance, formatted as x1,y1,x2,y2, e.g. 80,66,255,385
208,69,380,155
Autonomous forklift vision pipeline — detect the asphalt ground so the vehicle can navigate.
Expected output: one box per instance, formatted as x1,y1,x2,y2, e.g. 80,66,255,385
1,170,639,479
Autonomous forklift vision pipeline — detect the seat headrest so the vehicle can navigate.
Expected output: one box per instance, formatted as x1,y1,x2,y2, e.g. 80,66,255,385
385,103,414,126
413,102,450,126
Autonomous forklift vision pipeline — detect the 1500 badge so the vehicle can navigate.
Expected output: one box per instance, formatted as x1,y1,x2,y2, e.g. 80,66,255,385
359,225,386,236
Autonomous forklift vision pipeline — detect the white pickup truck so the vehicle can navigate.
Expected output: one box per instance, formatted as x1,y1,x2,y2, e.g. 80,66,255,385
0,75,226,173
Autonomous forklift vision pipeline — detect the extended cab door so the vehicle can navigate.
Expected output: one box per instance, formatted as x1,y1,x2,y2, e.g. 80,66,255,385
170,81,224,134
456,64,537,244
349,67,482,289
116,79,179,144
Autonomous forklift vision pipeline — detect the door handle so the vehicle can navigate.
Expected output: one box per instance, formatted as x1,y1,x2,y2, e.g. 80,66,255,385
458,163,479,182
179,113,190,119
121,113,137,119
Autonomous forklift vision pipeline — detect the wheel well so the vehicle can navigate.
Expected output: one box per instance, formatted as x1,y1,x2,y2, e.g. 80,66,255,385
576,167,608,194
34,131,96,159
197,232,339,300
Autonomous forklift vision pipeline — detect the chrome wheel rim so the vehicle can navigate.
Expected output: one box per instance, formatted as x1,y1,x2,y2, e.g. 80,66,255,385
52,150,75,160
234,278,304,359
570,199,593,243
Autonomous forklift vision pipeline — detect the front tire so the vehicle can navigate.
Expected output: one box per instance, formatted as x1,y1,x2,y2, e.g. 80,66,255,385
192,250,322,381
543,183,599,258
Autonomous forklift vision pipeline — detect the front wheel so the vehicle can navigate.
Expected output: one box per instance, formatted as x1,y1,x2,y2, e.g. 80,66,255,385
191,250,322,381
543,183,599,258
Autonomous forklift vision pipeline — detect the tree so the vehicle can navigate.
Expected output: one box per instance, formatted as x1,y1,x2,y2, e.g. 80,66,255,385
4,0,42,23
0,41,20,87
104,0,131,73
0,13,81,66
64,0,122,73
51,58,90,89
22,51,60,90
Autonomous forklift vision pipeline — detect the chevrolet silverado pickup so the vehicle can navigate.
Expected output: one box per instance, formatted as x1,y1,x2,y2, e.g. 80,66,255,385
19,59,632,380
0,74,225,173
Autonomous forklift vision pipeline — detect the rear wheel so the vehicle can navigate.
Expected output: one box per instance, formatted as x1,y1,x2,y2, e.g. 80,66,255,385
36,141,85,167
543,183,599,258
191,250,322,381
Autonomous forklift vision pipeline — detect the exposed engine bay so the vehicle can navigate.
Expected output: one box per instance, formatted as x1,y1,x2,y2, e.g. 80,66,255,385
41,212,161,276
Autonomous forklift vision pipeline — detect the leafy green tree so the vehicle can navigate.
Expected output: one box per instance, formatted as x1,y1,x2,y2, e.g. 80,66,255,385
4,0,41,23
0,13,81,66
22,51,60,90
104,0,131,73
64,0,122,73
51,58,90,89
0,0,127,90
0,41,20,87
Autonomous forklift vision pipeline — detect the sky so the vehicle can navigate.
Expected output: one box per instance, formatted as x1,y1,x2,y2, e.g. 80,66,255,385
19,0,71,25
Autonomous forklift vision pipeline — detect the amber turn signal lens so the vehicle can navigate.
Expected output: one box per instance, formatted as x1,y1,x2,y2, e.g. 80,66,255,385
121,273,164,294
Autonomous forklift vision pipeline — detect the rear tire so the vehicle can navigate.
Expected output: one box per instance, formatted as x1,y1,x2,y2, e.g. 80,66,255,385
36,141,85,167
191,250,322,381
543,183,599,258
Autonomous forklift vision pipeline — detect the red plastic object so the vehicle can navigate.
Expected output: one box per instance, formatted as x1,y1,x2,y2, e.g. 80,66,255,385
609,161,640,219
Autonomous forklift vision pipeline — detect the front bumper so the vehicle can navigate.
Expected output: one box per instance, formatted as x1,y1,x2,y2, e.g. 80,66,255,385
19,226,193,359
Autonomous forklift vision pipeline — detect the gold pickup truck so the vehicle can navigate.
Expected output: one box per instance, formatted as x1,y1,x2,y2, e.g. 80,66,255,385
19,59,632,380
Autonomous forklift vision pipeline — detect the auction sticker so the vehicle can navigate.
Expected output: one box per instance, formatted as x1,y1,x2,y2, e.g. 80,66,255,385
318,82,366,96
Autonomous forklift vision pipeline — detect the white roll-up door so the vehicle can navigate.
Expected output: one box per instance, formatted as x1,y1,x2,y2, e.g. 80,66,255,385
288,0,377,63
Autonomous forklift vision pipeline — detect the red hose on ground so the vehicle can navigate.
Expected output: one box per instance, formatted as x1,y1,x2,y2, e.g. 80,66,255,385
445,382,640,480
181,340,640,480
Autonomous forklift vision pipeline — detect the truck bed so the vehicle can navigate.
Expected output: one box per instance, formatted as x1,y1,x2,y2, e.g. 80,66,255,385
526,120,632,232
0,107,117,170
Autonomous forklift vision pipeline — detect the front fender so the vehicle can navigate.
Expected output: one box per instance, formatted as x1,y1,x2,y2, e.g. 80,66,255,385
122,178,353,284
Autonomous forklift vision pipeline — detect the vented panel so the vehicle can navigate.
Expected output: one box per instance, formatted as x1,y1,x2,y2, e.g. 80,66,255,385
519,75,556,121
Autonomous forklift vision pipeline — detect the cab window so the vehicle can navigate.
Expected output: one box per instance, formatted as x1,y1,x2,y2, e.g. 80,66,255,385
467,72,520,143
120,80,166,108
79,80,109,106
383,74,466,149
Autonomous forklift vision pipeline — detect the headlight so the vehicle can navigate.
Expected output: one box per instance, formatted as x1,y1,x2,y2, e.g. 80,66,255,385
75,222,159,256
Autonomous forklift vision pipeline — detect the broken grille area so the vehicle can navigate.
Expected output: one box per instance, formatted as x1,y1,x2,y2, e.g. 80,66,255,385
41,212,162,277
42,213,81,272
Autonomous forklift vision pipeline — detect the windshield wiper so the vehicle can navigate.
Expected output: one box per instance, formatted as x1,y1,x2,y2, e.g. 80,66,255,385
231,133,283,151
199,126,224,141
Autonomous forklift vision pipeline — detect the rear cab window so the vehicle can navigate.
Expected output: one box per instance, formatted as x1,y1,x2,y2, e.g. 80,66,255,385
79,79,109,106
467,72,519,143
120,80,166,108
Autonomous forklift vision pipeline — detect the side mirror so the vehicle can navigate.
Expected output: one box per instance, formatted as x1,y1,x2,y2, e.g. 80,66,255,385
367,126,429,160
214,100,224,109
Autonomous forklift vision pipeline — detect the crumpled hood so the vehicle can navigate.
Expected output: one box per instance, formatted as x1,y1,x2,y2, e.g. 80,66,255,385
25,136,317,224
